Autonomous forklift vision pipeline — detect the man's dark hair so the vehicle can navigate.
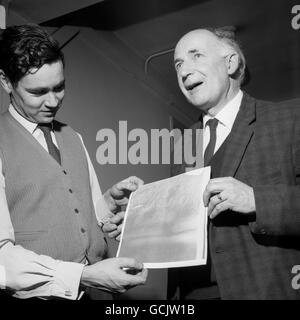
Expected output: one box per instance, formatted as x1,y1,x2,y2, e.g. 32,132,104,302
0,24,64,85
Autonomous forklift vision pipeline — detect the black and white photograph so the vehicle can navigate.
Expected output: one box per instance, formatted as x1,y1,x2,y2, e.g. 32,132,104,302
0,0,300,308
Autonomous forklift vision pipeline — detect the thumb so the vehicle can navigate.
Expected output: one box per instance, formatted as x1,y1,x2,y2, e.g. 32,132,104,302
117,257,144,270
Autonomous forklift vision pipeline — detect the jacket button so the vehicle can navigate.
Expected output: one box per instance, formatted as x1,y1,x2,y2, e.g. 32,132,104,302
69,189,73,193
81,228,86,233
63,170,67,175
215,246,225,253
74,208,79,214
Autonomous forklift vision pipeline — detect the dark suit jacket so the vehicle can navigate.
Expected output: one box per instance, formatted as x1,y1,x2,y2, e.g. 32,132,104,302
170,93,300,299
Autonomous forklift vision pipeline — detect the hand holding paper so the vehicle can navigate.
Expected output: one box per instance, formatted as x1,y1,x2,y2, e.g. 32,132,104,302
102,176,144,240
117,167,211,269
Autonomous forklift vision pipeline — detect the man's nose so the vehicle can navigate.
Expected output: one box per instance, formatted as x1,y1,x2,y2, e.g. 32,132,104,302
179,62,194,83
45,92,59,108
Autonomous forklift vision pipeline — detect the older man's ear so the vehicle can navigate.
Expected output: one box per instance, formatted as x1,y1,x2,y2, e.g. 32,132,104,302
225,52,240,77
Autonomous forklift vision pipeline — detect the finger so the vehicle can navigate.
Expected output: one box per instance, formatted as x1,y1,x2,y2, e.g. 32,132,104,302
105,177,143,202
121,269,148,288
108,226,122,239
115,177,144,193
102,223,117,233
109,213,124,224
207,194,222,216
122,176,144,188
208,177,234,183
109,184,126,198
210,200,231,219
108,183,136,199
114,198,129,206
140,268,148,280
203,181,225,206
101,212,114,223
125,267,148,284
134,268,148,285
117,211,125,219
108,229,121,238
118,257,144,270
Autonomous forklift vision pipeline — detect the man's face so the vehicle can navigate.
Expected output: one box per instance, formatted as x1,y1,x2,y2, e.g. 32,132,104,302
9,60,65,123
174,30,230,113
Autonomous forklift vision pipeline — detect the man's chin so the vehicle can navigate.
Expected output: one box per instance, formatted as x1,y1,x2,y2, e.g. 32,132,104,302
187,97,208,111
38,115,55,124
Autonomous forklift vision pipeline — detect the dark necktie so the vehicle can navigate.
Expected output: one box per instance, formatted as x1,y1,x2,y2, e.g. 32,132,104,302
37,123,61,165
204,118,218,166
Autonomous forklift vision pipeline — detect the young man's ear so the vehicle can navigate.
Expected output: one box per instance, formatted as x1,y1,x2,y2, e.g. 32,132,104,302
0,70,13,94
225,52,240,77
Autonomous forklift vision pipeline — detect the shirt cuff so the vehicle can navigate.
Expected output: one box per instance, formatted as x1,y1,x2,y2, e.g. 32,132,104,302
0,265,5,289
53,261,85,300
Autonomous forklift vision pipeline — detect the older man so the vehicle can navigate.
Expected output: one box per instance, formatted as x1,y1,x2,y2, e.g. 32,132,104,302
169,28,300,299
0,24,147,300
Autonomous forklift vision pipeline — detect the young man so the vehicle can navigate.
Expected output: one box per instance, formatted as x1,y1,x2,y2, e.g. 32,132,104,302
0,24,147,300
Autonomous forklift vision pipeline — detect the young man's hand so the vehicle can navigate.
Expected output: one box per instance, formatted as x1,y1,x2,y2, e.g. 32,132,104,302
81,257,148,294
102,176,144,240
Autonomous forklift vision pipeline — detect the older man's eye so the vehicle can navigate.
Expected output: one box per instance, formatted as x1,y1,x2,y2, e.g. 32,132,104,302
194,53,202,59
175,62,182,70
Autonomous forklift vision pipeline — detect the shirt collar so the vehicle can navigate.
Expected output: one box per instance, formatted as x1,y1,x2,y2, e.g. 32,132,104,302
203,90,243,129
8,104,54,133
9,104,38,134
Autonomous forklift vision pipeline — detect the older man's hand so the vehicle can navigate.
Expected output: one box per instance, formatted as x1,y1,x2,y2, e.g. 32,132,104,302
203,177,256,219
102,176,144,240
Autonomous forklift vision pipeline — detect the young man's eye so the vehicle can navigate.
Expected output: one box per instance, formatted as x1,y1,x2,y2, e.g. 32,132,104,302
30,91,47,96
54,85,65,93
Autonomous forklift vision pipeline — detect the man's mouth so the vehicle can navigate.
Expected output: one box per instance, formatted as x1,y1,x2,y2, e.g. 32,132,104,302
185,81,203,91
44,105,60,113
44,110,56,114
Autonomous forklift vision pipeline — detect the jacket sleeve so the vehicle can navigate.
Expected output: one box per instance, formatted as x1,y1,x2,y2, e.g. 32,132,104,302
249,113,300,237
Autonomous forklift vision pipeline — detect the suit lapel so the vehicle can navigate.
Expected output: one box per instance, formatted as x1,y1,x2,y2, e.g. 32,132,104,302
192,119,204,169
210,93,256,178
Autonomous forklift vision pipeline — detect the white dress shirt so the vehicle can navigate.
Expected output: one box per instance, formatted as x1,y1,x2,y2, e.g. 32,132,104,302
203,90,243,156
0,105,110,299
